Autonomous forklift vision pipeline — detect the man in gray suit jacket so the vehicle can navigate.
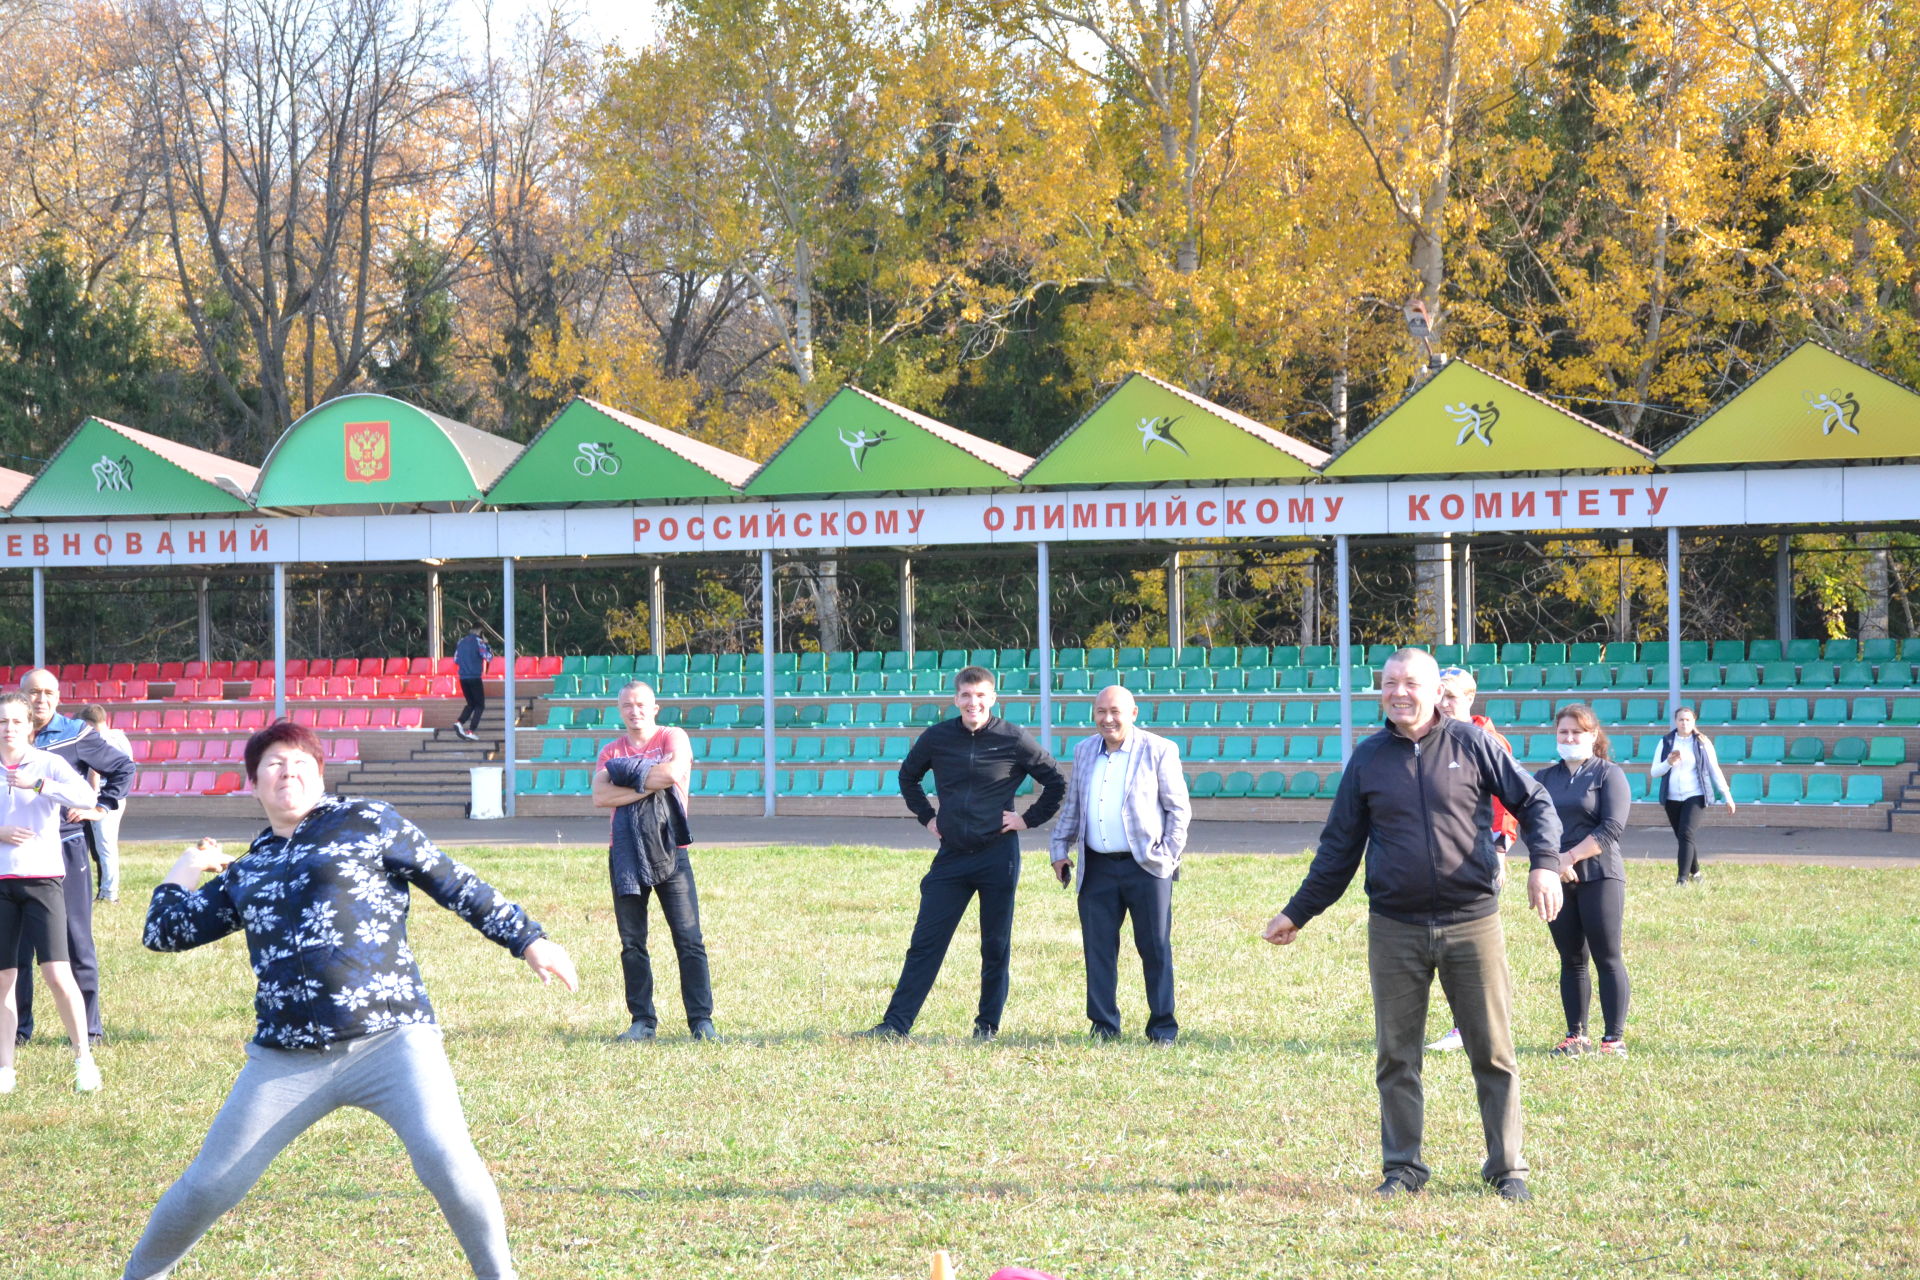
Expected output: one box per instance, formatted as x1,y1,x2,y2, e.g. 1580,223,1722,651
1049,685,1192,1043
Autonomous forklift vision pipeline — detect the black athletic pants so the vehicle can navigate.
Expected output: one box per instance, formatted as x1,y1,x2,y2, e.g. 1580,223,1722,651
456,677,486,731
1664,795,1706,880
1545,875,1629,1040
14,833,102,1040
881,833,1020,1035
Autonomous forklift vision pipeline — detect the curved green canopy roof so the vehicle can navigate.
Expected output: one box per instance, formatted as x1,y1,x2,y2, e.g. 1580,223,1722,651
254,394,522,510
1023,372,1327,485
1658,342,1920,466
744,387,1032,496
1321,360,1653,477
486,398,755,505
10,417,257,518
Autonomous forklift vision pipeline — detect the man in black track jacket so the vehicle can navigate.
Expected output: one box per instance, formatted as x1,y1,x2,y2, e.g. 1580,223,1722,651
861,665,1065,1040
1263,648,1564,1202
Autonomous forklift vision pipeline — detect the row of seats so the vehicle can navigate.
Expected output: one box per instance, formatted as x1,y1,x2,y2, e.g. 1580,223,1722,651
542,694,1920,733
557,638,1920,678
16,656,561,684
116,707,422,732
1466,661,1920,692
512,764,1887,806
134,738,361,764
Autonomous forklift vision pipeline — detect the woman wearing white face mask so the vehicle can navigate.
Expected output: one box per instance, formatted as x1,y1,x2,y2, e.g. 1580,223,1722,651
1532,704,1632,1058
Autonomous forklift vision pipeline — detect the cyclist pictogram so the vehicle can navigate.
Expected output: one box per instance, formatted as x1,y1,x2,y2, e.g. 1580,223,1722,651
574,442,623,476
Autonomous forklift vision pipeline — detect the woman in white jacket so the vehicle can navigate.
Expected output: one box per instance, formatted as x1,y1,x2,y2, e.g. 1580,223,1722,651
1650,706,1735,885
0,691,103,1092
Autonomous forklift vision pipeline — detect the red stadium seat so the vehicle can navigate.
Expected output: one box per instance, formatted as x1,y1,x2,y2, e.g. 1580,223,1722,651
183,660,207,679
395,707,423,729
429,676,457,697
340,708,371,729
240,708,269,729
321,677,348,699
67,680,95,701
308,659,333,678
161,709,187,731
185,709,213,730
290,707,319,726
135,662,160,681
485,657,505,677
368,707,396,729
208,771,243,795
326,738,359,762
314,708,344,729
148,739,177,762
134,709,163,730
233,661,258,680
376,677,404,699
402,677,430,697
122,680,148,700
436,657,458,676
214,709,240,730
176,741,204,763
156,772,192,796
130,739,154,762
188,770,217,794
210,661,235,679
286,659,309,679
408,657,434,676
245,679,273,700
159,662,184,680
85,663,109,681
110,663,135,681
130,771,162,795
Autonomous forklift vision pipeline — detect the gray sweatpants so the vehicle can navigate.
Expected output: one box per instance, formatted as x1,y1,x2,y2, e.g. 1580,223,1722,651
123,1024,516,1280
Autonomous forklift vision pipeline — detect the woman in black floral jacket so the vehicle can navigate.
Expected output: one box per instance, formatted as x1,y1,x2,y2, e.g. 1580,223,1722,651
123,721,577,1280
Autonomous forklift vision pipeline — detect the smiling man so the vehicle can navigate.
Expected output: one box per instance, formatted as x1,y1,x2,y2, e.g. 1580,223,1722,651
861,665,1065,1041
1261,648,1563,1202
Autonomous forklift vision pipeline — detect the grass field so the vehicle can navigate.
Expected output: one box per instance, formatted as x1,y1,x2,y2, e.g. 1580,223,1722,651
7,841,1917,1279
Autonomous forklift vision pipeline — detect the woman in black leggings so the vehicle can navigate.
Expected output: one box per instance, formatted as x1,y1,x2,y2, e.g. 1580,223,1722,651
1533,703,1633,1057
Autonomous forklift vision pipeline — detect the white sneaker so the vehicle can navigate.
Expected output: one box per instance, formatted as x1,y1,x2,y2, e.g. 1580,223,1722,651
0,1065,15,1093
1426,1028,1464,1052
74,1056,101,1093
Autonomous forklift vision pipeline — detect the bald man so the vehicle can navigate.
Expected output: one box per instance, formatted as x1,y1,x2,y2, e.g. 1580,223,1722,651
14,669,135,1046
1262,648,1562,1202
1049,685,1190,1044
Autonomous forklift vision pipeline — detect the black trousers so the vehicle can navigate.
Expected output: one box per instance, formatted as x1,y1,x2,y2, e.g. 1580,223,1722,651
1664,795,1706,879
456,677,486,731
612,847,713,1030
881,833,1020,1035
1545,875,1630,1039
1078,851,1176,1041
14,833,102,1040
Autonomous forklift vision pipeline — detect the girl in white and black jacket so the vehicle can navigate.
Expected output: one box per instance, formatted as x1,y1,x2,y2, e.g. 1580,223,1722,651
1651,705,1735,885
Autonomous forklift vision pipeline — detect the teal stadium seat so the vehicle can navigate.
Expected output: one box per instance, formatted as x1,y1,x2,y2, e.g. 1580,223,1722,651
1534,644,1567,664
1729,773,1762,804
1747,734,1786,765
1285,772,1320,799
1762,773,1804,804
1218,771,1253,798
1724,662,1760,689
1715,734,1748,764
1829,738,1866,766
1747,640,1783,663
1786,737,1824,764
1774,697,1811,724
1866,736,1908,767
1190,772,1222,798
1252,770,1285,798
1843,776,1883,805
1710,640,1746,663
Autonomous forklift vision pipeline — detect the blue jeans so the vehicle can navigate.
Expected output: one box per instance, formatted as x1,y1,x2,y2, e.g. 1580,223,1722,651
612,847,713,1030
880,833,1021,1034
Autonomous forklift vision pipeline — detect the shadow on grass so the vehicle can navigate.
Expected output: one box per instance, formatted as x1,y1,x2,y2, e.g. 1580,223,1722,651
517,1173,1297,1203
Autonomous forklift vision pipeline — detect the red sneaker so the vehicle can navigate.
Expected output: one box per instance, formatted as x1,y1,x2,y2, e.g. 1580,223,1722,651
1598,1036,1628,1058
1549,1033,1592,1057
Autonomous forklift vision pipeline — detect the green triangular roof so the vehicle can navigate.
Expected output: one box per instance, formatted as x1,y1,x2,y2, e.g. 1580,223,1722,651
1021,372,1327,485
255,394,522,510
1321,360,1653,477
743,387,1031,496
9,417,257,517
486,398,755,505
1657,342,1920,466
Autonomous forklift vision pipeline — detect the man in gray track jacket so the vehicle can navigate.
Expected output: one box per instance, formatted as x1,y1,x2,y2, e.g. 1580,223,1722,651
1263,648,1564,1202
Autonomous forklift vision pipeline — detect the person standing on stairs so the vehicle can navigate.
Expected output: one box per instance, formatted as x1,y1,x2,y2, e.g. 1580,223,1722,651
453,625,492,742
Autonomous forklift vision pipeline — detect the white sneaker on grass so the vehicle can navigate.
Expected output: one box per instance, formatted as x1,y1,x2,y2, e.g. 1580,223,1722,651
1426,1028,1464,1052
0,1065,15,1093
74,1057,102,1093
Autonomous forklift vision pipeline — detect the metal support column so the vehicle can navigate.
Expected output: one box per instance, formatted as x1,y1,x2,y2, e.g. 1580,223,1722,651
1458,541,1475,647
197,577,212,662
648,564,666,664
31,567,44,668
1166,551,1184,648
1666,527,1683,717
1336,535,1353,762
272,564,287,722
1037,542,1054,749
761,550,776,818
427,569,444,662
1775,535,1793,644
898,557,916,660
503,557,518,818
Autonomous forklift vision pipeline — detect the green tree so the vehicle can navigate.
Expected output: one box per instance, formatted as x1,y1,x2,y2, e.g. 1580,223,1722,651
370,233,476,421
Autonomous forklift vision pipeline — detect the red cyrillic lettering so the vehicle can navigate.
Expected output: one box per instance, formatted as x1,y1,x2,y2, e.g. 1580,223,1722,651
766,513,787,538
1439,494,1465,521
95,533,113,555
63,533,81,554
1073,503,1098,529
634,517,652,541
188,532,206,553
127,532,143,553
1255,499,1279,524
1577,489,1599,517
876,510,899,535
792,514,812,538
1288,496,1315,523
1225,499,1245,524
5,536,18,556
1512,492,1536,518
984,507,1005,532
1010,505,1036,532
1042,504,1066,530
907,509,925,535
1105,502,1128,527
846,511,866,536
1163,499,1187,526
1611,487,1634,515
818,511,838,537
1546,489,1568,517
686,517,705,541
713,516,733,540
660,517,679,541
249,527,268,551
157,533,174,553
30,534,47,555
1196,501,1218,526
1323,497,1344,521
1474,492,1502,519
218,531,237,551
1646,486,1669,516
1406,494,1431,521
1134,502,1157,527
740,515,761,538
